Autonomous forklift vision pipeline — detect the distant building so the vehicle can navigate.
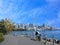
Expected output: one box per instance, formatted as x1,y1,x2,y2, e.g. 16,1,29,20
26,23,34,30
37,26,42,30
19,23,25,29
52,26,57,30
13,24,19,30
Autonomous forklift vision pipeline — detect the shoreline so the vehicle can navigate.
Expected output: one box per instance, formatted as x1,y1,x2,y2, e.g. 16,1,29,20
11,30,60,44
0,34,59,45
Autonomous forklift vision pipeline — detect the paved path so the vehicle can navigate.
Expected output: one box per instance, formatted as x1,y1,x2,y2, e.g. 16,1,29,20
0,34,59,45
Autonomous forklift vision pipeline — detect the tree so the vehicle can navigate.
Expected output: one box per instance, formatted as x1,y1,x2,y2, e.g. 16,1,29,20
0,18,14,34
3,18,14,32
0,19,7,34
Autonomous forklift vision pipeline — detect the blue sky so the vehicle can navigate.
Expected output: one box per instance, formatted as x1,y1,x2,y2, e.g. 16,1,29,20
0,0,60,27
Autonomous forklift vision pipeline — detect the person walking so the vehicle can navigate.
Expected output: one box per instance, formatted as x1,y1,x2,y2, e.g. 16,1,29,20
35,31,41,41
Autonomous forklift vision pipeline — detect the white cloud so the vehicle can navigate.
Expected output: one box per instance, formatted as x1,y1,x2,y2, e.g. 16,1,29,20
9,7,45,23
0,0,59,27
19,7,46,18
0,0,3,7
46,11,60,27
58,11,60,18
0,0,27,20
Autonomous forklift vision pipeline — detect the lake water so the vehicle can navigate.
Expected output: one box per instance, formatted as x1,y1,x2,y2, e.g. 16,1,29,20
12,30,60,40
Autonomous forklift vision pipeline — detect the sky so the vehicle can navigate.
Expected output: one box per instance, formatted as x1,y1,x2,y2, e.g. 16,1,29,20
0,0,60,27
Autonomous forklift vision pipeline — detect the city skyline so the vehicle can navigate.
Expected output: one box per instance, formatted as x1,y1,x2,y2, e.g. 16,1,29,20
0,0,60,28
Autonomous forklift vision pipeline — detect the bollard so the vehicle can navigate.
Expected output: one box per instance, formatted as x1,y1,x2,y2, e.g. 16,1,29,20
44,35,47,45
38,34,41,41
52,35,55,45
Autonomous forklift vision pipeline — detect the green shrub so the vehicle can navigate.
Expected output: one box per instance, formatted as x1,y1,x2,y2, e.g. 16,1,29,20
0,33,4,42
0,29,7,35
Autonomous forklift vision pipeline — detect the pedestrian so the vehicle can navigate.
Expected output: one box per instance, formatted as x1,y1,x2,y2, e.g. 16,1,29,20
35,31,40,40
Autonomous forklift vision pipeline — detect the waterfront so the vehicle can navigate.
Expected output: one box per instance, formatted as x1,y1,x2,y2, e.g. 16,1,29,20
12,30,60,40
0,34,59,45
0,30,60,45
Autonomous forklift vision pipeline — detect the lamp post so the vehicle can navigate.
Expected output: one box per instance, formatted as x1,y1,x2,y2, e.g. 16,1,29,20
33,16,36,40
